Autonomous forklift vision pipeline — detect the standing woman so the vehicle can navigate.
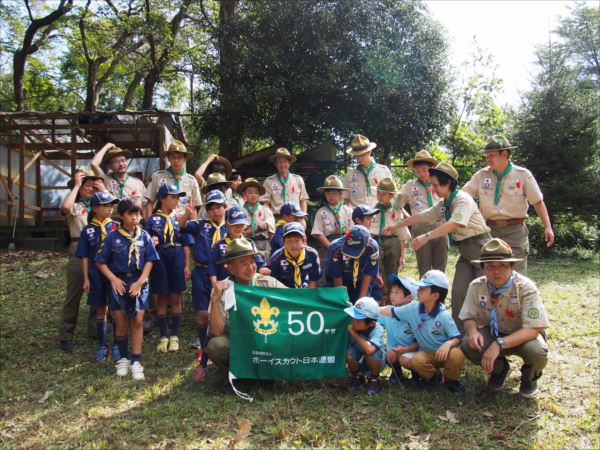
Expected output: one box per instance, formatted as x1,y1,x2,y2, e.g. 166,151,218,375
384,162,490,330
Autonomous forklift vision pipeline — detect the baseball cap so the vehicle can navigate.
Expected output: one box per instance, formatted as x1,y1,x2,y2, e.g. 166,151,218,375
225,205,249,226
388,274,418,298
341,224,370,258
344,297,380,320
352,204,380,222
280,202,308,217
156,183,186,199
282,221,306,238
89,191,118,208
414,270,449,290
205,190,227,206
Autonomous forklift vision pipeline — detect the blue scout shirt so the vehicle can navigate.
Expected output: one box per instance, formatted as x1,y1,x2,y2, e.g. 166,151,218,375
267,245,321,288
208,237,265,280
391,302,461,351
95,226,159,274
378,302,417,350
76,220,119,260
270,223,285,254
184,218,227,264
349,322,385,353
145,211,192,247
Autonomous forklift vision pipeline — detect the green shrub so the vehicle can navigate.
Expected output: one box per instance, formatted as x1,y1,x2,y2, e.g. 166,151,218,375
528,214,599,259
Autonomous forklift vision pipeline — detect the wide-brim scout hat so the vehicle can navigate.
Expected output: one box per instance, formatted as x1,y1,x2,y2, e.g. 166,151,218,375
237,177,266,196
68,168,102,188
471,238,523,264
376,177,398,194
484,135,516,152
156,183,186,200
102,146,132,165
429,162,459,183
317,175,349,192
201,173,232,194
346,134,377,156
268,147,297,164
341,225,370,259
162,139,193,159
218,237,258,264
406,150,438,170
208,156,233,178
90,191,119,208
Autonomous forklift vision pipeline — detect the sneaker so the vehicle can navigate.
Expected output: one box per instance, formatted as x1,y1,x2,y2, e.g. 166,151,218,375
131,362,145,381
416,371,441,390
194,365,209,383
189,337,202,349
487,358,510,392
156,337,169,353
59,340,73,353
347,374,363,393
444,379,468,395
388,371,400,386
365,377,382,395
115,358,130,377
95,346,109,362
111,345,121,360
168,336,180,352
519,379,539,399
406,370,421,387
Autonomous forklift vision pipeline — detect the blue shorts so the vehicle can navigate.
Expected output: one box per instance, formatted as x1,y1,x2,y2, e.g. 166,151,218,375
86,266,109,307
191,265,211,312
150,246,186,294
347,342,386,375
108,274,149,319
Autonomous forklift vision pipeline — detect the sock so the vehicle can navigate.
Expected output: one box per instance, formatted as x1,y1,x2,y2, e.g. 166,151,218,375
157,315,168,337
170,314,181,337
200,334,212,367
112,322,117,346
96,320,107,347
131,354,141,364
392,363,403,378
197,325,208,344
116,336,128,359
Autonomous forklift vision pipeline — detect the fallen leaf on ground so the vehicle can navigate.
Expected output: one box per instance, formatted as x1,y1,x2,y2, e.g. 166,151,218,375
483,411,494,418
228,419,251,448
39,390,54,404
438,410,459,424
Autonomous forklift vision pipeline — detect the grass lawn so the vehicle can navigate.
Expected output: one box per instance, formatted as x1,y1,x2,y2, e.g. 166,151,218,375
0,249,598,449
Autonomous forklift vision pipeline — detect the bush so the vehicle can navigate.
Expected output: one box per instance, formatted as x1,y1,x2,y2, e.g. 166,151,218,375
528,214,599,259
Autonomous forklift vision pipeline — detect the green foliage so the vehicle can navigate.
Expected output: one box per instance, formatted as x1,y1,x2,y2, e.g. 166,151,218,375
528,215,599,259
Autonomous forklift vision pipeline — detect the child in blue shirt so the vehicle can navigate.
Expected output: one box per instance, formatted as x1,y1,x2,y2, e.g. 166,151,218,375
146,183,192,354
378,274,419,385
379,270,467,394
76,191,119,362
95,199,160,381
270,202,308,254
345,297,386,395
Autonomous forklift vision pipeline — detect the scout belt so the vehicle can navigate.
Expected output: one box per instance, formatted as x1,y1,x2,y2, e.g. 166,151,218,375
486,218,525,228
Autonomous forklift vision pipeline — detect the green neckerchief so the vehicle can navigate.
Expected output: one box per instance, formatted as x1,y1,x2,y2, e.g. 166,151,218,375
417,179,434,207
276,172,291,203
444,189,460,222
492,161,513,206
80,198,91,214
110,173,129,199
167,166,186,190
356,159,377,196
325,201,344,235
244,203,260,237
375,202,392,243
231,192,242,206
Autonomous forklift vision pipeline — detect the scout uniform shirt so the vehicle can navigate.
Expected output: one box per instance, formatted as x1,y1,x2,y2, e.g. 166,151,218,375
260,173,310,215
417,190,490,241
397,179,441,216
145,210,192,247
349,322,385,355
77,219,119,260
243,203,275,241
65,201,90,239
369,202,411,242
145,169,202,218
391,302,461,351
94,226,159,275
311,203,353,240
104,173,146,204
378,302,417,350
226,188,244,208
343,161,393,207
267,245,322,288
208,237,266,281
185,218,228,266
462,163,544,221
459,272,550,334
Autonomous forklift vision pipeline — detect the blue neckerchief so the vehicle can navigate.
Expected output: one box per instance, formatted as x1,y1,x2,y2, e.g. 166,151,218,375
487,272,515,337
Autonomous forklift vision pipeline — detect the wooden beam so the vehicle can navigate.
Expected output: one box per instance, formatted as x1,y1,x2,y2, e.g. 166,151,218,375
0,199,41,211
12,150,41,184
36,157,42,224
24,129,72,157
19,131,25,221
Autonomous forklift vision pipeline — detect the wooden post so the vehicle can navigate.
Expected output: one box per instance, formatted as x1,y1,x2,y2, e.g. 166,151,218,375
36,157,42,224
6,119,13,226
70,117,77,176
19,130,25,223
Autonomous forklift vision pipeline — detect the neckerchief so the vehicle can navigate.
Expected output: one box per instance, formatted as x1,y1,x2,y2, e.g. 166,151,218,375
244,203,260,237
90,217,112,241
443,189,460,222
284,248,306,288
356,159,377,196
80,198,91,214
110,173,129,199
352,258,359,288
492,161,513,206
375,202,392,243
118,226,141,270
325,202,344,235
156,209,175,246
210,220,224,246
275,219,287,230
487,272,515,338
418,179,434,207
231,192,242,206
167,167,186,190
276,172,291,203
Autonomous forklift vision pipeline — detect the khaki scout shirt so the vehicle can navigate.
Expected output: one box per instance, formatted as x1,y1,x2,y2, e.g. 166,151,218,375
369,203,411,241
104,174,146,203
397,179,441,216
459,272,550,334
145,169,202,217
244,203,276,239
311,204,353,238
462,164,544,221
418,190,490,241
65,202,88,238
260,173,309,214
343,163,393,208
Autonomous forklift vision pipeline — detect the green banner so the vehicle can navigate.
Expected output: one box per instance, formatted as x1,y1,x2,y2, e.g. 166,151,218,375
229,285,351,381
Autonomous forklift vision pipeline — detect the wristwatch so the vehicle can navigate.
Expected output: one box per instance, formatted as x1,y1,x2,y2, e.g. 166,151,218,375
425,232,432,241
496,337,507,350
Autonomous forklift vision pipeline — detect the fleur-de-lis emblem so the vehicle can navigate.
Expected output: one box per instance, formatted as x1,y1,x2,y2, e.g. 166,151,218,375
251,298,280,337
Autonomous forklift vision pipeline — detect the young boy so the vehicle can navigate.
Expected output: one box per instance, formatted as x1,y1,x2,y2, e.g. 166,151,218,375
76,191,119,361
344,297,386,395
268,222,321,288
378,275,419,385
352,205,384,302
379,270,467,393
270,202,308,255
238,177,275,258
95,199,159,380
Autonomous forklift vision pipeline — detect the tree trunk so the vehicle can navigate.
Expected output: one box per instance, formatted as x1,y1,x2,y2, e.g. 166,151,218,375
123,71,144,109
142,69,160,109
13,51,26,110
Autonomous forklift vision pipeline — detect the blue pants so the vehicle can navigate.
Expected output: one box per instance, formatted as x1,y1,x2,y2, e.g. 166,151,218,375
191,265,211,311
108,274,149,319
347,342,386,375
150,246,186,294
86,266,109,306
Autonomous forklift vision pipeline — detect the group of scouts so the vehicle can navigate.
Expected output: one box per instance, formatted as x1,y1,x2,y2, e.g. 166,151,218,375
57,133,553,398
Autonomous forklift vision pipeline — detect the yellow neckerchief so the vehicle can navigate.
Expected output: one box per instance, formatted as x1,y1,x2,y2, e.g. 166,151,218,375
90,217,112,241
210,220,224,245
118,226,141,270
156,209,175,245
275,219,287,230
284,247,306,288
353,258,359,288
